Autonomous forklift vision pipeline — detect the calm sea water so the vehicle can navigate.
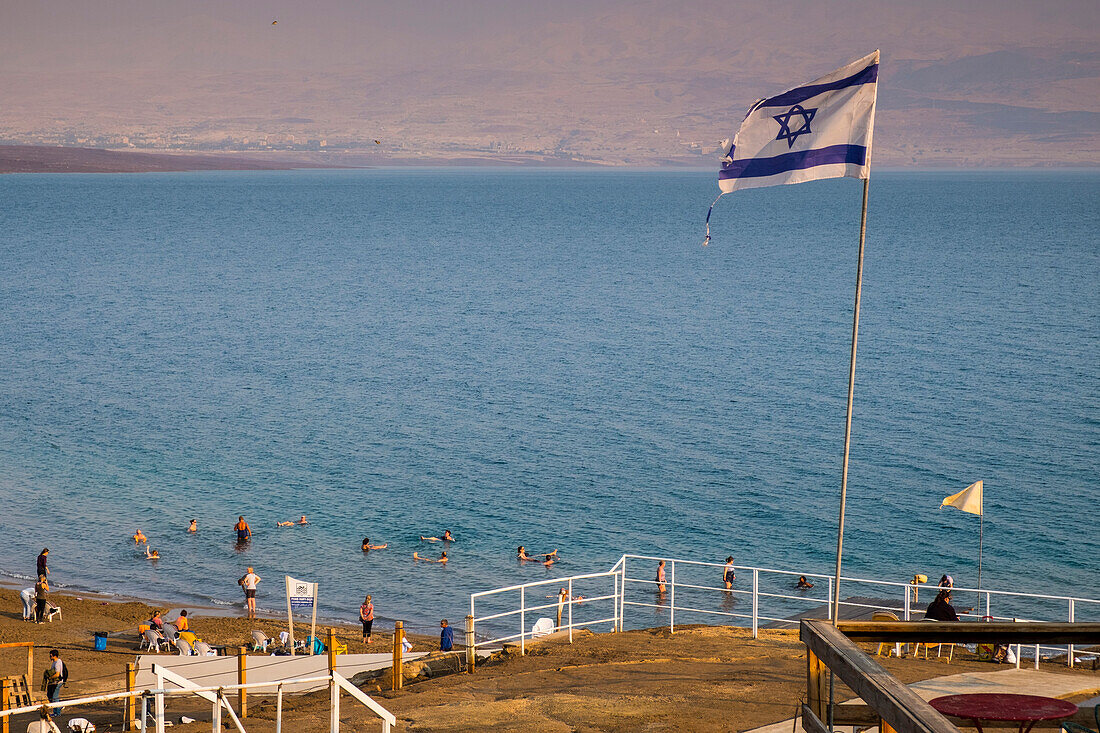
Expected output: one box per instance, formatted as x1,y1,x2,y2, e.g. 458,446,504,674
0,169,1097,632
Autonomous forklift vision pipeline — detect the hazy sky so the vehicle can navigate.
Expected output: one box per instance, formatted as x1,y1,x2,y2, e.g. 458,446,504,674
2,0,1098,164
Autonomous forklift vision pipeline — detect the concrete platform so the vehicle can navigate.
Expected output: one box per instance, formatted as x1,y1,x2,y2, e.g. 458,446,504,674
747,668,1100,733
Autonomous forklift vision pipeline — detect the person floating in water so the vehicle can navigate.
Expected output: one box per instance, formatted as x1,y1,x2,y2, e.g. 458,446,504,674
187,519,197,533
145,547,159,560
420,530,454,542
796,576,814,589
362,538,387,551
133,530,147,544
413,551,447,564
235,516,251,543
517,546,558,564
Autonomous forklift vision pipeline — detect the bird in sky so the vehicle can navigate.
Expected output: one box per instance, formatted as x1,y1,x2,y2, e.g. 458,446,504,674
374,140,381,145
271,20,278,25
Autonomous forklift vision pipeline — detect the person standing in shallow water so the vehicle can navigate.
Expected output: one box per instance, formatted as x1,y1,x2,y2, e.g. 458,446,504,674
723,557,736,591
235,516,251,543
239,567,260,618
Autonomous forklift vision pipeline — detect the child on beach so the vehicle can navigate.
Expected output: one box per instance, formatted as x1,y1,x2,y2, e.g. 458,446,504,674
413,551,448,564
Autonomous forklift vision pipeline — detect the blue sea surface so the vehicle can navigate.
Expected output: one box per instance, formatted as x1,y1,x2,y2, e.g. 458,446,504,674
0,169,1097,632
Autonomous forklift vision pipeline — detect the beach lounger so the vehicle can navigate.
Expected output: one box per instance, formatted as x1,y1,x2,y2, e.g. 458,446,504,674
193,640,217,657
140,629,166,653
251,630,270,652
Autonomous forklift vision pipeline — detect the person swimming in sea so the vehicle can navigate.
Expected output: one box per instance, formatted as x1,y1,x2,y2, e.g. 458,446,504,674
413,551,447,564
518,547,557,566
796,576,814,589
145,546,159,560
420,530,454,542
362,538,387,551
133,529,147,544
187,519,197,533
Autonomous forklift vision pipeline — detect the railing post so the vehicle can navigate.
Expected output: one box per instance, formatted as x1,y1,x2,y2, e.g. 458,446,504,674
391,622,403,691
827,577,834,621
806,649,826,720
465,615,475,672
154,670,165,733
903,585,911,621
275,683,284,733
567,578,574,643
125,662,138,730
1068,600,1075,668
520,586,526,655
329,663,340,733
985,591,991,617
2,677,11,733
140,692,149,733
211,690,221,733
620,556,627,631
669,560,676,634
752,568,759,638
237,646,248,718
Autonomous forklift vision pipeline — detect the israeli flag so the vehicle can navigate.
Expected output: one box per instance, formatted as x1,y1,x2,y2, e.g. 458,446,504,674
718,50,878,193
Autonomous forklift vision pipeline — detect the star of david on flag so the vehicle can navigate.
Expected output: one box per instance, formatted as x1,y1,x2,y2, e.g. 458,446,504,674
717,50,878,194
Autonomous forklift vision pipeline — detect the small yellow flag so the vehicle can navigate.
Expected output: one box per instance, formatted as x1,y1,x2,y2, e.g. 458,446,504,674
941,480,983,516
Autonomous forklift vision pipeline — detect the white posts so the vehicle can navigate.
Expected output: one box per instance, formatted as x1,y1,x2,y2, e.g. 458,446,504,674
826,577,834,621
211,693,220,733
620,557,627,631
1069,599,1075,668
751,569,759,638
275,684,283,733
903,585,911,621
154,671,165,733
519,586,526,656
669,561,676,634
140,694,149,733
329,672,340,733
567,578,574,643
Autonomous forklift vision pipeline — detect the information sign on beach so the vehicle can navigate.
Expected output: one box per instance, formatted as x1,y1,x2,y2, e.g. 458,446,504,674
285,575,319,656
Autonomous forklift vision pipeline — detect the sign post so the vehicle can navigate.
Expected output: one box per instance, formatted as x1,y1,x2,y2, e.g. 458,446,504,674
285,576,318,657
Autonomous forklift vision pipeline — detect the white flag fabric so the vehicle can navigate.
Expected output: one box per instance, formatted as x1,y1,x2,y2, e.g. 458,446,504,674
940,480,983,516
718,50,879,193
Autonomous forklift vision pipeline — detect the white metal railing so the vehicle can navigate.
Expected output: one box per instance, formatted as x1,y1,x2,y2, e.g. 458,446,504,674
470,569,620,654
469,553,1100,668
0,667,396,733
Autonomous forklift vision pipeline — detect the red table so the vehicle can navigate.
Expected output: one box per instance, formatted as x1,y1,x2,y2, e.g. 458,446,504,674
930,693,1078,733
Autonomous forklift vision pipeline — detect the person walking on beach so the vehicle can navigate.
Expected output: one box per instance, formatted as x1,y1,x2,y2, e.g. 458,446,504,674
34,574,50,623
439,619,453,651
235,516,252,543
656,560,666,594
37,548,50,578
43,649,66,715
239,567,261,618
360,595,374,644
723,557,736,591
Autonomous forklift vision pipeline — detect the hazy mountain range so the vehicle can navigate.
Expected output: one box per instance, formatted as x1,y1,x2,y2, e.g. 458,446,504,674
2,0,1098,166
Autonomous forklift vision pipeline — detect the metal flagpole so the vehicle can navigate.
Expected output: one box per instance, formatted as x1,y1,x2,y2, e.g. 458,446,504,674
828,177,869,733
978,491,984,610
831,176,870,625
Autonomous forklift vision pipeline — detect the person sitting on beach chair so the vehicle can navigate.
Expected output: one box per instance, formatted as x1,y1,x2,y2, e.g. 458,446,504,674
26,706,61,733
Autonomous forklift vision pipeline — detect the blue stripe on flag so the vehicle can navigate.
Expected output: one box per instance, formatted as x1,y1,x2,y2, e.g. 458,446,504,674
719,144,867,180
759,64,878,108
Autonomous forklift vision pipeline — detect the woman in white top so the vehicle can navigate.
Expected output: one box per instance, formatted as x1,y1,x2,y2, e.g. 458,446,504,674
26,706,61,733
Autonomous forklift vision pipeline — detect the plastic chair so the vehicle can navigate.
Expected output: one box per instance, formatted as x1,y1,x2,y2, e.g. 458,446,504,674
176,638,193,656
531,618,555,638
162,624,179,650
193,641,217,657
44,602,62,622
251,630,270,652
332,640,348,655
140,629,165,652
871,611,902,657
